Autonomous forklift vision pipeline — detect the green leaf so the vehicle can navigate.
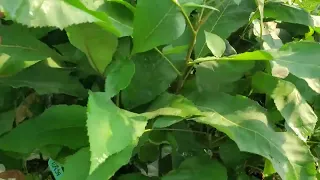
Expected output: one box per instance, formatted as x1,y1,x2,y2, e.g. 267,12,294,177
189,92,317,180
144,92,202,120
121,50,181,109
66,23,118,74
86,92,148,173
270,42,320,94
87,143,138,180
0,62,88,98
162,156,228,180
118,173,151,180
196,61,254,93
260,2,320,28
0,25,63,76
54,43,97,76
263,159,276,177
219,140,250,169
204,31,226,57
153,116,185,128
0,110,14,136
285,74,318,103
195,0,255,57
0,105,88,154
61,145,138,180
132,0,185,53
60,147,90,180
104,57,135,98
0,85,16,112
196,42,320,94
252,72,318,141
138,142,159,162
95,1,134,36
0,0,116,32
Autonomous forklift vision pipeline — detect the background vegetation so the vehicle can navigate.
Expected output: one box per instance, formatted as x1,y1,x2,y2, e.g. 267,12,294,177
0,0,320,179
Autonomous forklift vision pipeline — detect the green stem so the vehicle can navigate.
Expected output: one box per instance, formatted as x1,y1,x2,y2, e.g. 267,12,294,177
144,128,208,135
155,47,182,76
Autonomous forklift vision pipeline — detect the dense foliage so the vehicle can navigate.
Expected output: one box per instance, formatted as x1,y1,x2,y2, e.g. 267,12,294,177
0,0,320,179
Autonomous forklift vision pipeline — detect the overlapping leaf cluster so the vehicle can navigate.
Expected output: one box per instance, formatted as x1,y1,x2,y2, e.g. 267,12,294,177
0,0,320,179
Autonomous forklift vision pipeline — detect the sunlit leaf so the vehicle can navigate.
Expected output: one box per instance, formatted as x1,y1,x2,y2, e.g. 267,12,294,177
87,92,148,173
188,92,317,180
252,72,318,141
204,31,226,57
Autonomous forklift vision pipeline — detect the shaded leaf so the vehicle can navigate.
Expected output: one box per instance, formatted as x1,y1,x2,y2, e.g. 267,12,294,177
196,61,254,93
104,57,135,98
189,92,317,180
132,0,185,53
0,25,62,76
66,23,118,74
118,173,151,180
0,62,88,97
219,140,250,169
86,92,148,173
0,105,88,154
54,43,97,75
121,50,180,109
138,142,159,162
0,110,14,136
252,72,318,141
195,0,256,57
162,156,227,180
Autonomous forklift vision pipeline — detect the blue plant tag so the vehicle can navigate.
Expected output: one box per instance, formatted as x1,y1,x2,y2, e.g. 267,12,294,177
48,158,64,180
